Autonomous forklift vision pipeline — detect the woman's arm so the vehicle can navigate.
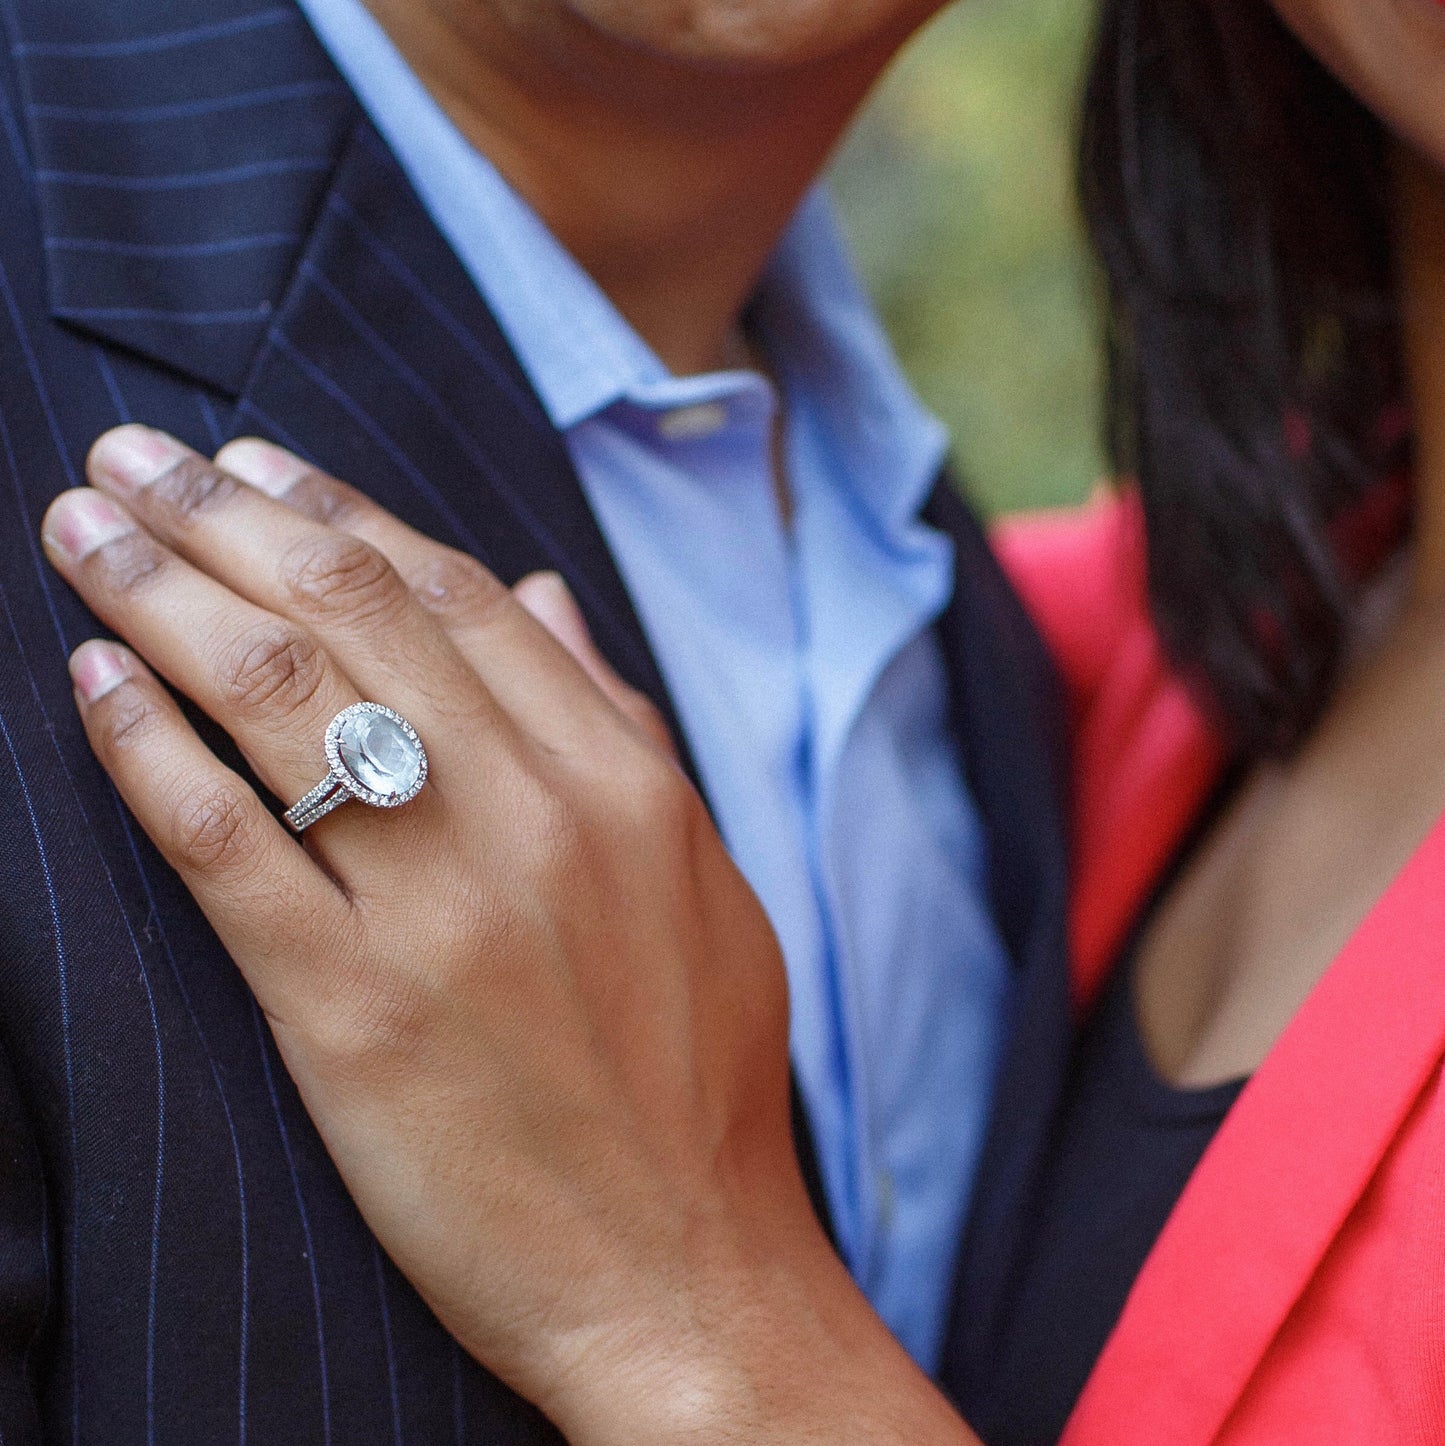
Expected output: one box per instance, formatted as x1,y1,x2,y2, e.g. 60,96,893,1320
44,427,978,1446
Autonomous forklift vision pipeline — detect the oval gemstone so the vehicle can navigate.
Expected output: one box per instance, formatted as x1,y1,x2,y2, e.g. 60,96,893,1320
337,712,422,798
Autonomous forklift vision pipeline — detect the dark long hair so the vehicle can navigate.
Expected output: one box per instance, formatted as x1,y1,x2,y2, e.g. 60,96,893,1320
1078,1,1408,755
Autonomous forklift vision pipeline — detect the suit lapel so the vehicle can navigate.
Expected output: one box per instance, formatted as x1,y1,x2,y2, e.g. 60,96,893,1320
930,481,1076,1374
1066,807,1445,1443
223,120,683,727
928,481,1070,984
8,0,684,744
6,0,356,394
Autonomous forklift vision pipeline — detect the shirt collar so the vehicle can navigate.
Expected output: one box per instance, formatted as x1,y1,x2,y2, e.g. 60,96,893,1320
296,0,948,521
295,0,668,426
753,191,949,535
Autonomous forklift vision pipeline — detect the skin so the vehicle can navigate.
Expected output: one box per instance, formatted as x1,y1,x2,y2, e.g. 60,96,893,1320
1133,1,1445,1088
361,0,941,373
32,0,1445,1439
40,430,970,1446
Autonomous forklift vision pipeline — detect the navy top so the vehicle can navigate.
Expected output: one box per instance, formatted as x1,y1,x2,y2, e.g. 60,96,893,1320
966,950,1245,1444
952,780,1249,1445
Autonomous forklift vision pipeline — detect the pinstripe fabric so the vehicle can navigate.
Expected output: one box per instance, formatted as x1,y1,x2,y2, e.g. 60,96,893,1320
0,1,1068,1441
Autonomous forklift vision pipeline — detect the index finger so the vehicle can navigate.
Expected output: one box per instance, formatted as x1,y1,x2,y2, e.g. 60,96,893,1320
215,437,672,755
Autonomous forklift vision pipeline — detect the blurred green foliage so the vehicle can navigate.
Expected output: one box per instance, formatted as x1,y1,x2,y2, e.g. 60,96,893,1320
831,1,1105,515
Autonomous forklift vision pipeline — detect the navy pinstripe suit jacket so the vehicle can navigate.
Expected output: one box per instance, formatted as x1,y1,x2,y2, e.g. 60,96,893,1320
0,0,1070,1439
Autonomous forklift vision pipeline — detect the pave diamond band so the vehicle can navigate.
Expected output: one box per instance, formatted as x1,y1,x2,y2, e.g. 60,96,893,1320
283,777,353,833
284,703,428,834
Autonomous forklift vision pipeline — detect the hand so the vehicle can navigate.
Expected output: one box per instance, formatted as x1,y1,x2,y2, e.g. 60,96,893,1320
42,428,972,1445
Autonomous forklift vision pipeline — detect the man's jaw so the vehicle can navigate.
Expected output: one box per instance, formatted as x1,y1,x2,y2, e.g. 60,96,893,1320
557,0,946,73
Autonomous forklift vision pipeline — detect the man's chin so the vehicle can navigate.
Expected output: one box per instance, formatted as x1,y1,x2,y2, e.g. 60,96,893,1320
564,0,943,73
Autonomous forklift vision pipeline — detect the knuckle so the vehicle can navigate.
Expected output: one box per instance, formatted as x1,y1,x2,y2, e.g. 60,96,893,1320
526,763,584,847
336,966,438,1070
150,453,243,522
99,685,167,755
538,791,587,872
411,550,510,628
306,913,463,1073
91,528,168,595
219,621,329,717
503,761,586,876
286,472,363,529
172,783,259,873
280,532,407,624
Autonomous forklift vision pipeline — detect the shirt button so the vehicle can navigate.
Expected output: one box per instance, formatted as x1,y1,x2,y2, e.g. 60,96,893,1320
655,401,729,442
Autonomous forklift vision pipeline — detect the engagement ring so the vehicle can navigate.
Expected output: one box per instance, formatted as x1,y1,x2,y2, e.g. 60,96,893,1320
284,702,428,833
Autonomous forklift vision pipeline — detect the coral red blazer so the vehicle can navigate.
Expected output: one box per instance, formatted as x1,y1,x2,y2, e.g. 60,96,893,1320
994,495,1445,1444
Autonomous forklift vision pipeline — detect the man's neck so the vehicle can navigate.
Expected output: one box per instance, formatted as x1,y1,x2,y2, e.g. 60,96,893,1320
362,0,901,375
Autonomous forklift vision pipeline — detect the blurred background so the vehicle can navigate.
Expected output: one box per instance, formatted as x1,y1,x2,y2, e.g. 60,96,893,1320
831,0,1103,517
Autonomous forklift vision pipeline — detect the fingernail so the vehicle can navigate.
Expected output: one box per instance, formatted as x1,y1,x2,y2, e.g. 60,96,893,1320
216,438,308,498
43,490,136,563
69,640,131,704
89,425,188,493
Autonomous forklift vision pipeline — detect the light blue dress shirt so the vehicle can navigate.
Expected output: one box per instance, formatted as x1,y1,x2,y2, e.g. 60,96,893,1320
296,0,1015,1371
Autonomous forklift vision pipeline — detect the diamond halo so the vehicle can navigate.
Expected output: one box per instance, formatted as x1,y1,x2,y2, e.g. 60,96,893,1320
284,702,429,833
324,702,428,809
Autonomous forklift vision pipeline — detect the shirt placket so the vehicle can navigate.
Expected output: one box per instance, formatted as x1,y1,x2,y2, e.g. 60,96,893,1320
788,406,958,1301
